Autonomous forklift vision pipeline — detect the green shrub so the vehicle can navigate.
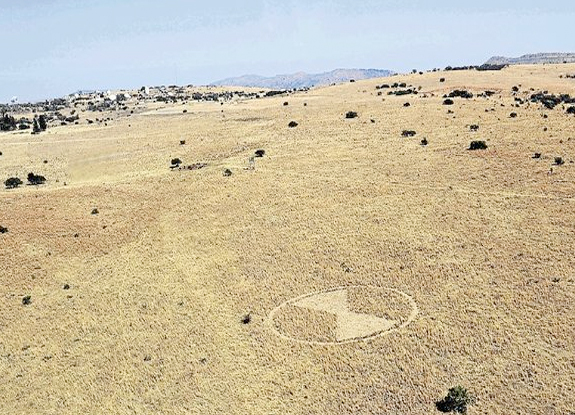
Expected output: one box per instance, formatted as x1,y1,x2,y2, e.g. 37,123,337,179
468,140,487,150
27,172,46,185
5,177,23,189
436,386,474,413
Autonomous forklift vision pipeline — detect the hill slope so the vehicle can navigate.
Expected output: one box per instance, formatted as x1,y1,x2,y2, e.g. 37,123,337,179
211,68,394,89
485,52,575,65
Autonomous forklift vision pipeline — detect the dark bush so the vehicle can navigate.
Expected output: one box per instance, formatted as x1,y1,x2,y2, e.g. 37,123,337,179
22,295,32,306
448,90,473,99
180,140,186,145
469,140,488,150
554,156,565,165
510,112,517,118
566,106,575,114
5,177,23,189
171,158,182,167
223,168,232,177
469,124,479,131
401,130,417,137
532,153,541,159
512,86,519,92
38,115,47,131
27,172,46,185
91,208,99,215
421,138,428,146
439,78,446,82
436,386,474,413
403,102,411,107
0,225,8,234
241,313,251,324
0,113,17,131
288,121,298,128
443,99,454,105
283,101,289,106
32,118,41,133
254,149,265,157
345,111,358,119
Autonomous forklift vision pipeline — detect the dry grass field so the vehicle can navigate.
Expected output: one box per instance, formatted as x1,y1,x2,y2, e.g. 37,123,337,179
1,64,575,414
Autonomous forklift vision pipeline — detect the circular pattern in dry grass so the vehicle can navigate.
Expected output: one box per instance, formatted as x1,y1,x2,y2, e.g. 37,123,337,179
268,286,418,345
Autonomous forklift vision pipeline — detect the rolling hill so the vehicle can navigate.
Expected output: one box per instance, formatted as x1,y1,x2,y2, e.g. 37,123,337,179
210,68,394,89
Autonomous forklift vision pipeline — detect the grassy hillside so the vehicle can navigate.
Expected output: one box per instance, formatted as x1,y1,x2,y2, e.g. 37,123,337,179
1,64,575,414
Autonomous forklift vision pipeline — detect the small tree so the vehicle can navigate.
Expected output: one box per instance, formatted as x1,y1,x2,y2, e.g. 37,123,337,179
171,158,182,167
345,111,358,119
38,115,47,131
27,172,46,185
436,386,474,413
32,118,41,133
469,140,488,150
5,177,23,189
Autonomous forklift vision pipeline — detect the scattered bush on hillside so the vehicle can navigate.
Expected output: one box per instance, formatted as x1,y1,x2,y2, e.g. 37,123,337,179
22,295,32,306
443,99,454,105
0,113,17,131
283,101,289,106
345,111,358,119
469,140,488,150
91,208,99,215
32,118,41,134
421,138,428,146
554,156,565,165
0,225,8,234
170,158,182,168
241,313,251,324
439,78,446,82
510,112,517,118
254,149,265,157
5,177,23,189
288,121,299,128
436,386,475,413
403,102,411,107
469,124,479,131
566,106,575,114
27,172,46,185
448,90,473,99
223,168,232,177
532,153,541,159
401,130,417,137
180,140,186,145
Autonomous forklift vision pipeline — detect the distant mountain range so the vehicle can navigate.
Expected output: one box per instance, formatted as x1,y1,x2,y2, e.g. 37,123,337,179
210,68,394,89
485,53,575,65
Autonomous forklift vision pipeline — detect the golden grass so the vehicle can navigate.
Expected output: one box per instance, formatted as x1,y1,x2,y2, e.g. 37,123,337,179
1,64,575,414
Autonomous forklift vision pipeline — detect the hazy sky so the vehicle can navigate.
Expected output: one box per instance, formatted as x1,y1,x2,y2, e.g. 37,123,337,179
1,0,574,102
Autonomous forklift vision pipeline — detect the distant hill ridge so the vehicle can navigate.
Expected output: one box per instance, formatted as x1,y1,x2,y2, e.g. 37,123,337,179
485,53,575,65
210,68,394,89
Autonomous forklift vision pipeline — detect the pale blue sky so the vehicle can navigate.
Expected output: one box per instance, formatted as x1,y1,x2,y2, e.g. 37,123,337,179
1,0,573,102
